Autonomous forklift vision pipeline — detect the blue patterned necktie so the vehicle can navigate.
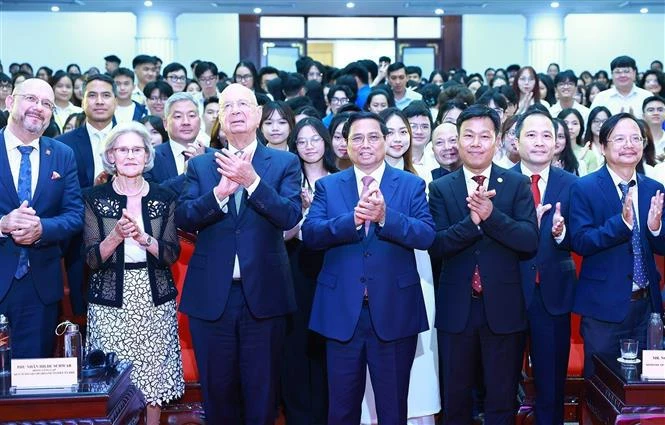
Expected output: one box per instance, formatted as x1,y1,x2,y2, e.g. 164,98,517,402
15,145,34,280
619,182,648,288
234,151,244,213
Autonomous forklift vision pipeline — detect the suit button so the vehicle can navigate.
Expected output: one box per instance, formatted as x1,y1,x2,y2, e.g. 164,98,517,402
364,251,370,257
531,265,536,270
360,277,366,283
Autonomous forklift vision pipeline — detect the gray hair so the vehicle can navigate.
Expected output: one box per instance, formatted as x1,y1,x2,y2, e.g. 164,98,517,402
101,121,156,175
164,91,200,117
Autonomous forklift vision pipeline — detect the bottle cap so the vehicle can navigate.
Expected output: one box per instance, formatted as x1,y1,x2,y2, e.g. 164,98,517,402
66,323,79,333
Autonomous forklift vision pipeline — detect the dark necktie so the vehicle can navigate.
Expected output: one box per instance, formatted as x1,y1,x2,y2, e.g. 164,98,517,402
618,182,648,288
531,174,542,283
471,175,486,294
234,151,244,213
361,175,375,235
15,146,34,280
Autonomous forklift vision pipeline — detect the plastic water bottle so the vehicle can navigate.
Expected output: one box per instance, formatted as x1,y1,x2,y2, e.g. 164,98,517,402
0,315,10,375
63,323,83,380
646,313,664,350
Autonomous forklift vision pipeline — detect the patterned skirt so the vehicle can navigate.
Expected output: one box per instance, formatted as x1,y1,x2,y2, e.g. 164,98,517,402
87,267,185,406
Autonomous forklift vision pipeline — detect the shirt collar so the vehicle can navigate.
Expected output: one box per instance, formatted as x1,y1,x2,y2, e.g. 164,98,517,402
521,164,550,184
354,161,386,185
5,127,40,152
462,164,492,184
609,85,638,98
169,140,189,156
228,139,258,158
86,121,113,139
606,165,637,188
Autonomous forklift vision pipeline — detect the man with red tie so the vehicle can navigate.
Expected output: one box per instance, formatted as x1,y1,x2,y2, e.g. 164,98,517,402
511,108,578,425
429,104,539,425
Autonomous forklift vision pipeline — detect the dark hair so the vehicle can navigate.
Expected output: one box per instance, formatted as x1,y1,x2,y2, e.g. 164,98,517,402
329,111,352,136
598,112,639,147
501,114,520,139
258,66,279,82
506,64,521,74
610,55,637,71
637,119,656,168
490,75,509,88
303,61,326,81
418,83,441,108
456,104,501,136
203,95,219,109
403,100,433,129
327,84,354,104
405,66,422,78
104,55,121,64
387,62,406,76
652,60,664,69
437,84,475,108
266,75,284,101
65,64,80,75
557,108,585,147
476,89,508,111
379,107,417,174
140,115,169,144
554,70,577,86
337,103,362,115
194,61,218,79
83,74,117,96
643,95,665,111
342,111,388,141
162,62,187,79
585,81,607,107
132,55,156,68
282,72,307,98
515,108,554,138
547,63,560,73
0,72,11,85
639,70,665,97
363,87,395,111
43,116,61,138
63,112,85,131
512,66,540,102
358,59,378,81
552,118,580,175
538,73,557,105
429,69,447,84
288,117,339,173
186,79,202,92
142,80,173,99
435,99,469,126
285,96,312,113
583,106,611,143
294,105,321,119
37,66,53,80
304,80,327,117
50,71,73,90
233,61,261,92
258,101,296,145
343,62,369,85
378,56,391,64
112,67,135,81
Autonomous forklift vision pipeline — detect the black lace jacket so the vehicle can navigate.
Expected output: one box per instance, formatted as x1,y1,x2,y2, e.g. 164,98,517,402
82,181,181,307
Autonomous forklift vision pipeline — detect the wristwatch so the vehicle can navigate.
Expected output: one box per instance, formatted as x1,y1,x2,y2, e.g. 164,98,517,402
139,235,153,247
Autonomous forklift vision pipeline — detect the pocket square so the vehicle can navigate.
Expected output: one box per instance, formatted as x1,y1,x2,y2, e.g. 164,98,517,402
51,171,61,180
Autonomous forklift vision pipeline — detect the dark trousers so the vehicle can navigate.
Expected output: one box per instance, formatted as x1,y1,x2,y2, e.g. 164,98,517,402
63,233,86,315
527,286,571,425
0,275,58,358
580,296,650,377
188,282,286,425
326,304,417,425
440,296,525,425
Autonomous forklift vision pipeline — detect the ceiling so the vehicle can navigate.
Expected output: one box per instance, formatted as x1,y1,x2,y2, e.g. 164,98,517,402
0,0,663,16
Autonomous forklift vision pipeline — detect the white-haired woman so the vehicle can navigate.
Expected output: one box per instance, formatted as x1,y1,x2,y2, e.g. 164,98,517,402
82,121,184,424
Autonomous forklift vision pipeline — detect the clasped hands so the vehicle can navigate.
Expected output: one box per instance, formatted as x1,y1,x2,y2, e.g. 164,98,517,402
112,209,146,243
214,149,258,199
623,188,664,232
354,187,385,227
467,187,496,225
1,200,42,245
537,202,565,237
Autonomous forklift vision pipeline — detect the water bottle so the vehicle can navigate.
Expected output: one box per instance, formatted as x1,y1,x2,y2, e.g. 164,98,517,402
63,323,83,380
0,315,10,375
646,313,664,350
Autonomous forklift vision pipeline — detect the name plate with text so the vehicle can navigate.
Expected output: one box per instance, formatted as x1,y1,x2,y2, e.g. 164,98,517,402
642,350,665,381
11,357,78,389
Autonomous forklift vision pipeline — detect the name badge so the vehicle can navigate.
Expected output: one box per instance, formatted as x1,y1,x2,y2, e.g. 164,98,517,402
11,358,78,389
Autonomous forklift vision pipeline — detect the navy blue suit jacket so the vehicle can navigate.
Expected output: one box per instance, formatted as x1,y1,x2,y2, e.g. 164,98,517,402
511,164,578,315
131,101,147,122
175,142,302,321
144,142,215,194
431,167,450,181
0,130,84,303
570,165,665,322
429,165,539,334
303,165,435,342
56,126,95,189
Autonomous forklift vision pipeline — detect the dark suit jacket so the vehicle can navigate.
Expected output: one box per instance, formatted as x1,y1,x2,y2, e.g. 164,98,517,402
303,165,435,342
175,142,302,321
144,142,214,194
56,126,95,189
131,101,148,122
511,164,578,315
570,165,665,322
431,166,450,181
429,165,539,334
0,130,84,303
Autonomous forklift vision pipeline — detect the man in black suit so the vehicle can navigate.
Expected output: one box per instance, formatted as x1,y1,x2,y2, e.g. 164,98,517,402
144,91,208,194
512,108,578,425
429,105,539,425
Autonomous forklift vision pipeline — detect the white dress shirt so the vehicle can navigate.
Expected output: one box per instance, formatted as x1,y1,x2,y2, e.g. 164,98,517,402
169,140,189,175
53,102,82,131
86,121,113,179
549,100,590,127
114,103,136,124
590,85,652,119
521,165,566,243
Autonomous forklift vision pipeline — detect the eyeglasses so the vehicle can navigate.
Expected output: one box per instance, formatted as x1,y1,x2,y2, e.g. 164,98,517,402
330,97,349,105
592,118,607,126
349,133,383,146
13,94,55,111
235,74,253,82
221,100,256,113
199,75,218,84
557,81,575,88
645,106,665,114
167,75,186,82
113,146,146,156
608,135,646,147
308,72,322,78
295,136,324,147
409,123,431,131
518,77,535,83
148,96,169,103
612,68,633,76
0,83,12,90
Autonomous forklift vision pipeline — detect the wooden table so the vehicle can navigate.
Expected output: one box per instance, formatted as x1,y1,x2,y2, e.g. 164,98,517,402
583,353,665,425
0,361,145,424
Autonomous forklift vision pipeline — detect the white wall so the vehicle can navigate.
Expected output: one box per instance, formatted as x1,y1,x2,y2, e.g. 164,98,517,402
0,12,136,72
564,14,665,73
175,14,239,75
462,15,527,73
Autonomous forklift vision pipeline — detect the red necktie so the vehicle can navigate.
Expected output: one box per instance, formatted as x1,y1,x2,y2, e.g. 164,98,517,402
531,174,541,283
471,175,486,295
361,175,375,235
